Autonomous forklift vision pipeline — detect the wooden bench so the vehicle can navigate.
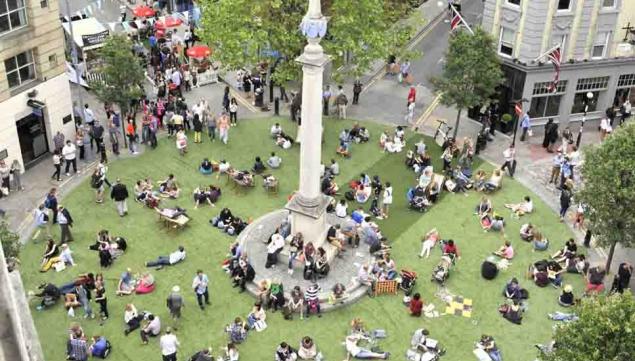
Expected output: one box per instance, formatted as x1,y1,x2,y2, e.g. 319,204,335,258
156,209,190,230
374,280,398,297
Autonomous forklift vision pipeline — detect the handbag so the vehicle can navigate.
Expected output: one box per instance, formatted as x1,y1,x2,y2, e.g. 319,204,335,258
528,129,533,137
398,72,403,83
254,319,267,332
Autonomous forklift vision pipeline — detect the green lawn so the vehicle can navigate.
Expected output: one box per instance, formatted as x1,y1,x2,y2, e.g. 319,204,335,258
20,117,584,361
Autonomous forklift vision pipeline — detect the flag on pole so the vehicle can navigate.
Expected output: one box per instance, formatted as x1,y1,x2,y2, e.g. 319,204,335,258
546,45,562,92
514,102,522,116
450,8,462,31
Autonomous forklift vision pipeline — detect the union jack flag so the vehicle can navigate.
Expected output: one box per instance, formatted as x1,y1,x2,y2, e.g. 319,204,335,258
546,46,562,92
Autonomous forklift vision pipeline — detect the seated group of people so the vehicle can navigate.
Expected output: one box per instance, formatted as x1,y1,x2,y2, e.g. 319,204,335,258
271,123,295,149
116,268,157,295
336,123,370,157
210,208,248,235
519,223,550,251
89,229,128,268
66,323,111,360
407,178,440,212
40,239,75,272
273,337,322,361
474,197,505,233
158,174,181,198
379,126,405,153
228,169,255,187
192,185,221,208
134,178,160,208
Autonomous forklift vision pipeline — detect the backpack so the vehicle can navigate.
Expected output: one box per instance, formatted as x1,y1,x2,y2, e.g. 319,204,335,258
91,174,103,189
44,196,52,209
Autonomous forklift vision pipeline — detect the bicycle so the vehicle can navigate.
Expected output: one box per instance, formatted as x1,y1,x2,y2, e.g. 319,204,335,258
433,120,453,145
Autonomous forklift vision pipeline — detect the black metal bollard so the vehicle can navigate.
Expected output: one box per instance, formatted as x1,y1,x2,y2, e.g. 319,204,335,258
274,97,280,116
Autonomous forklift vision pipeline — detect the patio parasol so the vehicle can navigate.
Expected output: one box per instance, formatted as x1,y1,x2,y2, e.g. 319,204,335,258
186,45,212,59
133,5,155,18
155,16,183,29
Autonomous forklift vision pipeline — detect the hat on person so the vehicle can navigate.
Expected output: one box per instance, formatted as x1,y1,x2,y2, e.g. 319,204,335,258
564,284,573,292
172,285,180,293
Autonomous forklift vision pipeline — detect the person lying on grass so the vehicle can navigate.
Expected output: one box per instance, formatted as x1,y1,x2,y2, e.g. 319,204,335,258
145,246,186,269
504,195,534,218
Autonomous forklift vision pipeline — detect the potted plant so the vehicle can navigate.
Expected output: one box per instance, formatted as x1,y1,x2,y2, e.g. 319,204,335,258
500,113,513,134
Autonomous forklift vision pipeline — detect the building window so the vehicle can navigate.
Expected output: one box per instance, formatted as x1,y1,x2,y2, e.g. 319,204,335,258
0,0,28,35
506,0,521,6
592,32,610,59
40,0,48,8
572,92,599,114
530,81,567,118
4,50,36,88
499,27,514,57
576,76,609,91
557,0,571,10
602,0,615,8
617,74,635,88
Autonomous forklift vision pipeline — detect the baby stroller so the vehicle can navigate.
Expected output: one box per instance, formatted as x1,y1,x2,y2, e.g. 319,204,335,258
431,255,454,284
400,269,418,296
409,187,428,212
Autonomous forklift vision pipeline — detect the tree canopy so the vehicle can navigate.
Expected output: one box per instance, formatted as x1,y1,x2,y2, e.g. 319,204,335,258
576,122,635,270
90,34,145,114
432,28,503,137
198,0,415,83
540,294,635,361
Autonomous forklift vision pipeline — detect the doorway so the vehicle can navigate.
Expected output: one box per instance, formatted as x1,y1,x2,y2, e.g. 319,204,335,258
16,112,49,168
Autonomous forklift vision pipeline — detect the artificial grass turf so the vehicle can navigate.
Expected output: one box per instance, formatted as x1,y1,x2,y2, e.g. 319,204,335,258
19,117,585,361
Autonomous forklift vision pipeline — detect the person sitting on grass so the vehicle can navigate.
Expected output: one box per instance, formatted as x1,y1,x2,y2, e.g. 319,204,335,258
532,231,550,251
275,342,298,361
263,174,278,190
252,156,267,174
134,179,152,202
116,268,135,296
337,140,351,158
298,336,319,360
519,223,535,241
565,254,589,275
355,184,371,204
88,335,110,358
199,158,213,174
481,211,505,232
135,272,155,294
34,282,61,310
504,195,533,218
276,133,294,149
229,169,254,187
474,196,492,217
193,186,220,209
271,123,283,138
503,278,527,300
247,302,266,329
145,246,186,269
160,184,181,199
158,174,177,193
217,160,232,176
552,238,577,263
140,313,161,345
585,265,606,295
408,293,424,317
476,335,502,361
473,170,487,192
284,286,304,320
442,239,460,260
500,299,523,325
483,170,503,192
227,317,248,344
123,303,143,335
267,152,282,169
321,175,339,196
558,284,575,307
493,240,514,260
345,333,390,360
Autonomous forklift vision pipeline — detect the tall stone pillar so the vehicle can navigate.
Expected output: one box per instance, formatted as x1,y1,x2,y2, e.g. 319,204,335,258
285,0,331,246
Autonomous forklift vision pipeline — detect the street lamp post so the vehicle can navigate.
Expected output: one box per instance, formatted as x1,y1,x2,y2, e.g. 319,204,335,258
576,91,594,148
511,98,528,147
64,0,86,127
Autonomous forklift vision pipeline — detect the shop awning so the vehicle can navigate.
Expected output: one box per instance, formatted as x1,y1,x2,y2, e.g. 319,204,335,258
62,18,109,51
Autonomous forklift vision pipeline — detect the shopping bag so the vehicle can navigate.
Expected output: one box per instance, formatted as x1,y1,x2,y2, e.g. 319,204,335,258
527,129,533,137
398,73,403,83
254,319,267,332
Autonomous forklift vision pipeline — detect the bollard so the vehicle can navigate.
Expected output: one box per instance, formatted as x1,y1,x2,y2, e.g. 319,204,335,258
274,97,280,116
269,82,275,103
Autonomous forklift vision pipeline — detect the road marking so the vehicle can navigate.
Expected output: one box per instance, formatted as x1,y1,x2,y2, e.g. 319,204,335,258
229,88,258,113
412,93,442,130
362,11,447,94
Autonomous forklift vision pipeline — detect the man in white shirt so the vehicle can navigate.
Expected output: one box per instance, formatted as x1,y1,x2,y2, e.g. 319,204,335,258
145,246,186,268
141,314,161,344
267,152,282,169
270,123,282,138
34,204,50,240
265,233,285,268
345,333,389,359
159,327,179,361
500,144,516,178
62,140,78,176
83,104,95,125
171,68,182,88
335,199,348,218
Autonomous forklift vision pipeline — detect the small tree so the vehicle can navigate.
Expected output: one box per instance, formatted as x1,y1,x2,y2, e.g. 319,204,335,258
576,123,635,272
539,294,635,361
90,34,145,143
0,220,20,267
432,28,503,138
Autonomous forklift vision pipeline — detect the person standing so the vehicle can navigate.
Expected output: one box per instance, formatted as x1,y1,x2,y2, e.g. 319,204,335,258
126,121,138,154
407,85,416,105
166,285,184,329
206,112,216,141
192,270,210,310
53,131,65,154
500,144,516,178
405,101,415,124
34,204,51,241
519,113,531,141
322,85,331,116
92,121,105,152
548,151,564,184
222,86,230,113
84,104,95,126
352,80,362,105
229,98,238,126
0,160,10,192
335,86,348,119
159,327,180,361
381,182,393,219
45,188,58,224
559,181,572,222
193,113,203,144
62,140,78,176
111,178,129,217
75,283,94,319
57,204,74,243
51,151,62,181
95,283,108,320
612,262,633,294
218,112,230,144
76,128,86,161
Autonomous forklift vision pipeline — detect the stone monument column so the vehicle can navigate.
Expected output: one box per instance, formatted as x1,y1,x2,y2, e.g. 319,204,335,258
285,0,331,246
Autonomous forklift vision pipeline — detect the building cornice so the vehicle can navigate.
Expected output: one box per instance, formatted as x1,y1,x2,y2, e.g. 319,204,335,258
501,56,635,73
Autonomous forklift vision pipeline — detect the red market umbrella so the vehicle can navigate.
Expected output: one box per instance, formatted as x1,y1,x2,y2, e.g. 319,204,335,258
133,5,155,17
186,45,212,59
155,16,183,29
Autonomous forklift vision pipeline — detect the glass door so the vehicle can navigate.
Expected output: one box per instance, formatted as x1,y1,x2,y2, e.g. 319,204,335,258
16,112,49,168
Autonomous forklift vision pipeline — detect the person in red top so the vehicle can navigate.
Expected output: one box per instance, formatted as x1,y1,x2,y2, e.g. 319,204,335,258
409,293,424,317
442,239,460,259
407,85,416,105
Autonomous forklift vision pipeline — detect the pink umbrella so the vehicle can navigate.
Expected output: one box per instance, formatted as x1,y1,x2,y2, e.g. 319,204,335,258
155,16,183,29
133,5,155,18
186,45,212,59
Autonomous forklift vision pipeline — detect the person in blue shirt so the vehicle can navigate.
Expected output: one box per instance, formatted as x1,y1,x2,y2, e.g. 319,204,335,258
89,335,109,358
149,34,157,49
519,113,532,141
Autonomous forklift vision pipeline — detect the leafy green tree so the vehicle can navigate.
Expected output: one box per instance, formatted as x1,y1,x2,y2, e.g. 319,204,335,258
432,28,503,138
539,294,635,361
576,123,635,272
90,34,145,143
198,0,415,83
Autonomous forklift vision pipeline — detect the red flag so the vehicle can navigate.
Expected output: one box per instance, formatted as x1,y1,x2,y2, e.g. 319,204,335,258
450,9,462,31
515,103,522,116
